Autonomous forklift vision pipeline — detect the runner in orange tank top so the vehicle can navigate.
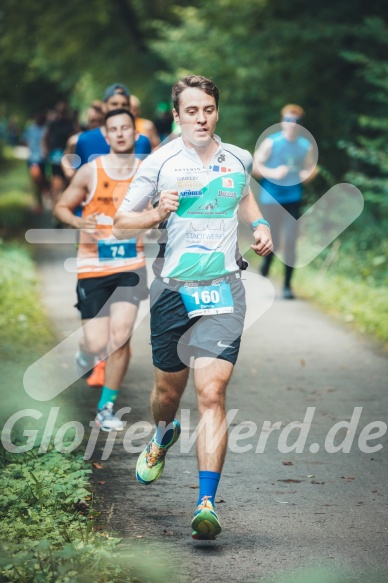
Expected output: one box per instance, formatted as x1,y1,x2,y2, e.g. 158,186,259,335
54,108,148,432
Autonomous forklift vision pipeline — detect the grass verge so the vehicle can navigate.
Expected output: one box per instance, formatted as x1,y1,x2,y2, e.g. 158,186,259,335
0,155,34,233
244,233,388,345
0,445,170,582
294,267,388,344
0,243,172,582
0,243,54,353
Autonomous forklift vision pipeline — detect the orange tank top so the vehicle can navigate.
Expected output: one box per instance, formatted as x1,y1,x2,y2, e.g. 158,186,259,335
77,156,145,279
135,118,151,139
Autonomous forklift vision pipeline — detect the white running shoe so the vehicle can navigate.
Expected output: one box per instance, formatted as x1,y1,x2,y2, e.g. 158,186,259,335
95,402,125,432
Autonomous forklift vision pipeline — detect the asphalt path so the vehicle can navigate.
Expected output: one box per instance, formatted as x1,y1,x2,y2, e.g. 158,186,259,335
34,232,388,583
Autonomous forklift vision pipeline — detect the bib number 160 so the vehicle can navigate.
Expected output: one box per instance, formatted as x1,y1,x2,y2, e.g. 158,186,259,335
192,289,220,305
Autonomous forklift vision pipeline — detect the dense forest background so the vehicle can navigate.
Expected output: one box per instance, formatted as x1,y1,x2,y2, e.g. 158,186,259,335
1,0,388,297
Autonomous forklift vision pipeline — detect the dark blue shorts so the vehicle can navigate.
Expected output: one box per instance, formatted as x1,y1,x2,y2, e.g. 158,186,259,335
150,275,246,372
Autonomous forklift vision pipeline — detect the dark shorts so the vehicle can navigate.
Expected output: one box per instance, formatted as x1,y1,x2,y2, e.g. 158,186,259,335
150,275,246,373
51,163,65,178
75,268,149,320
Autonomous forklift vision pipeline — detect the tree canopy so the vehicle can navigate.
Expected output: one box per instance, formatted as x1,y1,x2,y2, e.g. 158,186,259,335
2,0,388,196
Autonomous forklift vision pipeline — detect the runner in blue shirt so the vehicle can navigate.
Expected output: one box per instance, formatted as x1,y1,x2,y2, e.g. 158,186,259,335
21,112,49,211
75,84,151,166
254,104,318,298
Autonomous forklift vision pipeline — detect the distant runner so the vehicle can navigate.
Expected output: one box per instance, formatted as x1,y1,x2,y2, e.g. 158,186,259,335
43,101,76,204
21,111,49,212
254,104,318,298
75,84,151,166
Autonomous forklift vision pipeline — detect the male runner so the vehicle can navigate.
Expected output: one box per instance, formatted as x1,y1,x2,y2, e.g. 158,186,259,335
70,85,151,387
21,111,49,211
253,104,318,298
114,75,273,538
75,84,151,166
43,101,77,203
62,101,105,180
54,109,148,431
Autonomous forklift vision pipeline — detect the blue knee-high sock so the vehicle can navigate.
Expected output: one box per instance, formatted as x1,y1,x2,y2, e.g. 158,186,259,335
154,419,177,446
197,471,221,506
98,386,119,410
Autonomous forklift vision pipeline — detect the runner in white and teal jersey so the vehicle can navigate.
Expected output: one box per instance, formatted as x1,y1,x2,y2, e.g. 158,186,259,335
114,75,273,541
119,131,252,280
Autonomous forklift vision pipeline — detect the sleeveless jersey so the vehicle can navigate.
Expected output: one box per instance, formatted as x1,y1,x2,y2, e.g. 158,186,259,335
259,131,310,205
119,135,252,281
77,156,145,279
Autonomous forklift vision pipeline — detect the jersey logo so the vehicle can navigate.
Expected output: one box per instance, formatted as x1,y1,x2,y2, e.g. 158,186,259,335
197,198,220,211
210,165,232,172
222,177,234,188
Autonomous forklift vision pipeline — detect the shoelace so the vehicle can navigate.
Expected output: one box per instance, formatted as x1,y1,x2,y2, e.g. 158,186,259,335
198,495,213,510
146,440,168,467
100,402,114,415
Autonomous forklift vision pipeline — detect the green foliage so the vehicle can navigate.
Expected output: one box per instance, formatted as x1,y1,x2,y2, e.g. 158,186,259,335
0,0,200,116
0,446,161,582
341,19,388,216
152,0,388,176
0,445,174,583
0,448,92,543
0,244,53,352
0,191,32,229
295,263,388,342
0,160,34,232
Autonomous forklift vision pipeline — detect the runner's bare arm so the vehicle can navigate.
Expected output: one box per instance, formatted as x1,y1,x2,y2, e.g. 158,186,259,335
61,133,79,180
300,145,319,184
238,191,273,256
113,190,179,239
53,164,96,229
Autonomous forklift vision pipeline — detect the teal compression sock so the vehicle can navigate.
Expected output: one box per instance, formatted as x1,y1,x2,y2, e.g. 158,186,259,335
98,386,119,411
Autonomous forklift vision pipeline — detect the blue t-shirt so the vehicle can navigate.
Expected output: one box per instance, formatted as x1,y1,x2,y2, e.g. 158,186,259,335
22,123,46,164
75,127,151,167
259,131,310,205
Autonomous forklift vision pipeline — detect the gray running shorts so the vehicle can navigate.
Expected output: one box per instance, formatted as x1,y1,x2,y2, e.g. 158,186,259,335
150,275,246,372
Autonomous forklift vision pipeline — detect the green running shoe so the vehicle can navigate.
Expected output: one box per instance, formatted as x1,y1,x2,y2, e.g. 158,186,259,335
136,420,181,485
191,496,221,540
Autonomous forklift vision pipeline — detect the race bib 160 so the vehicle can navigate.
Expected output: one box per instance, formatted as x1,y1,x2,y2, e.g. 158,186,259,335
179,281,234,319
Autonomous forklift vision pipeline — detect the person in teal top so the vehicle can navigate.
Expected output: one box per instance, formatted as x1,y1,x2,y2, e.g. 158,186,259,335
254,104,318,298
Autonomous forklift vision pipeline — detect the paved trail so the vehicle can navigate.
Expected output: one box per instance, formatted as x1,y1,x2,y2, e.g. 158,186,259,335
35,234,388,583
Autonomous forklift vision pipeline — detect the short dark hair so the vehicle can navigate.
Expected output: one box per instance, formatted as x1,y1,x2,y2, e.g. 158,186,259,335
172,75,219,113
104,108,135,127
